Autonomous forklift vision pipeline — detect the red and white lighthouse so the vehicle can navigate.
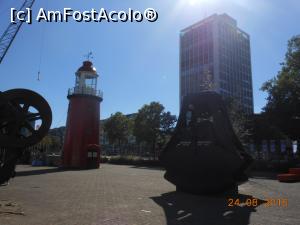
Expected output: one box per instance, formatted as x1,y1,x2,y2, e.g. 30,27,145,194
62,60,103,169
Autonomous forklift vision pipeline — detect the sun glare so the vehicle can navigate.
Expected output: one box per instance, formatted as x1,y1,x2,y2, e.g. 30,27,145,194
188,0,201,5
187,0,217,6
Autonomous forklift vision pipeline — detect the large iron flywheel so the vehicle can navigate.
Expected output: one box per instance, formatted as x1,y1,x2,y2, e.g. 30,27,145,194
0,89,52,148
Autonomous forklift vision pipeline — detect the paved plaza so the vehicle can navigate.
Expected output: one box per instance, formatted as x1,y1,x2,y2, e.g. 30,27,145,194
0,164,299,225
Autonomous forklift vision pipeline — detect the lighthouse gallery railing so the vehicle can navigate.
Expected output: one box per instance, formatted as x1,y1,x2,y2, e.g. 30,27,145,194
68,87,103,98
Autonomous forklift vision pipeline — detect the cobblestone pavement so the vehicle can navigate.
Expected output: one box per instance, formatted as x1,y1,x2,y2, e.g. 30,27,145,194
0,164,299,225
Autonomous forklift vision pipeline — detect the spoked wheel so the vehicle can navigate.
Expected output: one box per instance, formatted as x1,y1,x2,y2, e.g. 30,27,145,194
0,89,52,148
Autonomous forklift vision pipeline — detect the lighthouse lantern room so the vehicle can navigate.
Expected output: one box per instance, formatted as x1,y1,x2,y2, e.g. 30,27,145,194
62,60,103,169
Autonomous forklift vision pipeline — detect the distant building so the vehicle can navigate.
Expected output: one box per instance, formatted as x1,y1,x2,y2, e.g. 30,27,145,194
180,13,254,114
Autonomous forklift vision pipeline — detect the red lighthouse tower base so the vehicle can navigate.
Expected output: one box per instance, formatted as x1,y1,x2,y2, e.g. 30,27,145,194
62,61,103,169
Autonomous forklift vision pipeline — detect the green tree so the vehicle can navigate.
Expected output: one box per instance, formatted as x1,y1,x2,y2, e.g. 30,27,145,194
38,135,53,150
224,98,251,144
104,112,130,146
159,111,177,147
261,35,300,140
133,102,176,159
38,135,61,152
160,111,177,135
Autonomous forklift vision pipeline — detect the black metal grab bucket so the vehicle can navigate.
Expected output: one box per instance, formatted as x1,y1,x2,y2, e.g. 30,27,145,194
160,91,252,194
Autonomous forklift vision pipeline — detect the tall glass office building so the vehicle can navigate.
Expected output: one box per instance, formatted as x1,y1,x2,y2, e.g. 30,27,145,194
180,13,254,114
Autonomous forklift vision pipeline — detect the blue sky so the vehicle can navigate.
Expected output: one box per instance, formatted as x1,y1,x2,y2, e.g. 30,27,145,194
0,0,299,128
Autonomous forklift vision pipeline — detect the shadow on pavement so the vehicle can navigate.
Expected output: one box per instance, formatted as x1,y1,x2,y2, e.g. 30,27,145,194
16,167,66,177
249,171,278,180
151,191,266,225
130,165,164,171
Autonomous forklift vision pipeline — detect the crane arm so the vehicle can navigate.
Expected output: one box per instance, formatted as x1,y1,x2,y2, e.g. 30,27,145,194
0,0,35,64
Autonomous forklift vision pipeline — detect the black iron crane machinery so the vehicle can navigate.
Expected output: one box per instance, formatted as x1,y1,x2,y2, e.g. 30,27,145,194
0,0,36,64
0,0,52,184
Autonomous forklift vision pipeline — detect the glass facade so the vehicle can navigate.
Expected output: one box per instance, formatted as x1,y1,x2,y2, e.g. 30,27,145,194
180,13,254,114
